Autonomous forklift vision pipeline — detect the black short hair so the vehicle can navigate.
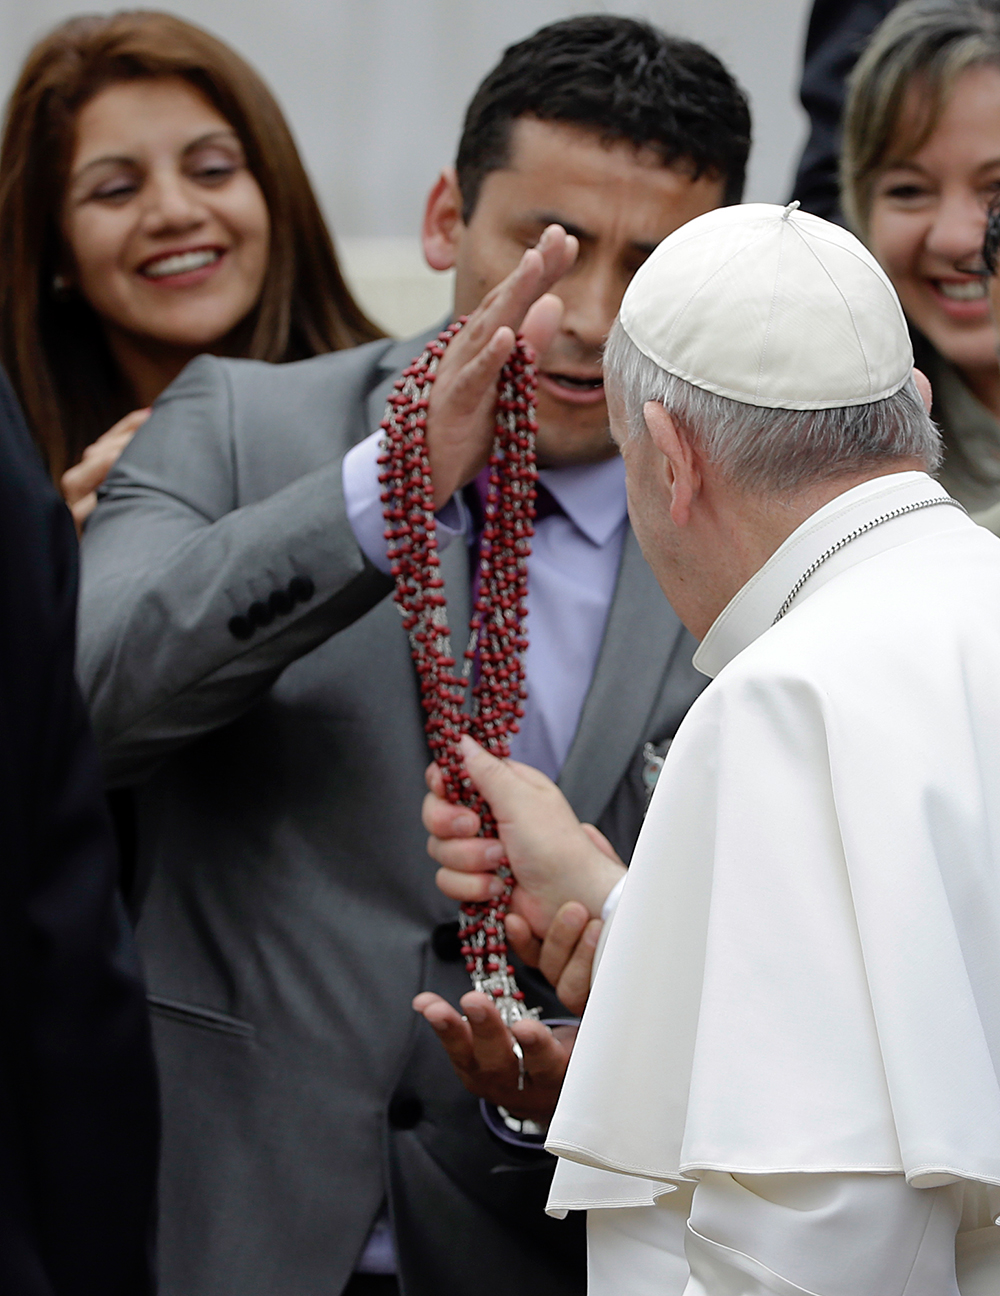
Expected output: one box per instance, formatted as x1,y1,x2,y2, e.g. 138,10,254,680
456,15,751,221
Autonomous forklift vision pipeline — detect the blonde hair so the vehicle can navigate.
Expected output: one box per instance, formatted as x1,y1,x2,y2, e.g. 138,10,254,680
841,0,1000,237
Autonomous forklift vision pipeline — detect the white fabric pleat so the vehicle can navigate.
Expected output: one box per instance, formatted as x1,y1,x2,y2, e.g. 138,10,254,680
583,1172,971,1296
587,1186,693,1296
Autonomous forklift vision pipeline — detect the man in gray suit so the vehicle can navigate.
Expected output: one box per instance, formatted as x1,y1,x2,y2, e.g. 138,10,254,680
78,16,750,1296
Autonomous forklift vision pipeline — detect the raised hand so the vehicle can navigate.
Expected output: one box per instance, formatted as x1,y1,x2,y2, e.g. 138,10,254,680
423,734,625,938
61,407,151,536
425,224,577,507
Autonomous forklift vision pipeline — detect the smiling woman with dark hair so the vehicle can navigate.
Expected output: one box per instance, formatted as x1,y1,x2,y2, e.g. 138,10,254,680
0,10,381,525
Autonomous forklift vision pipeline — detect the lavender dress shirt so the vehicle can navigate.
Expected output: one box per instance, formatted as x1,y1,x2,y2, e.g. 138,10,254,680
342,431,629,781
342,432,628,1274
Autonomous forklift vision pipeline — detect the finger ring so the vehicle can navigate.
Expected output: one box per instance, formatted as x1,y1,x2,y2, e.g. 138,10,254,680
512,1040,526,1091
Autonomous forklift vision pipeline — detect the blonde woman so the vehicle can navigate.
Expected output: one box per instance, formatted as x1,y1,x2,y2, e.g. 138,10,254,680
842,0,1000,531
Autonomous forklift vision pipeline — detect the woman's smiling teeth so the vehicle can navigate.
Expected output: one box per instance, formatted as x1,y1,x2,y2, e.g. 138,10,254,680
935,278,987,300
142,248,222,279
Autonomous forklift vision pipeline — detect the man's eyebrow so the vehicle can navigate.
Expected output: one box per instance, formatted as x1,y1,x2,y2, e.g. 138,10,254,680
524,212,658,256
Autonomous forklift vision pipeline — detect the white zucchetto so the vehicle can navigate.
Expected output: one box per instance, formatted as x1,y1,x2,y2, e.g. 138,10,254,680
618,202,914,411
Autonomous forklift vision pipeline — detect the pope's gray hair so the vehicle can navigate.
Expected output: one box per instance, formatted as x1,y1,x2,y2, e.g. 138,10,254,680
603,320,942,495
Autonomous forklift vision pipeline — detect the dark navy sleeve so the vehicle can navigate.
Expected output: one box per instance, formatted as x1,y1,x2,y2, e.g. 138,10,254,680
0,369,159,1296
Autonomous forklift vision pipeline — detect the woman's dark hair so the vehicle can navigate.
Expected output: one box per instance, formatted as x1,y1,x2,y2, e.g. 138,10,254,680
0,10,382,477
455,14,751,221
985,194,1000,273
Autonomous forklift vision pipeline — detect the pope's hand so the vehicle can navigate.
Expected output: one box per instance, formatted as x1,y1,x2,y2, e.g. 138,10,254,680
506,902,602,1018
425,224,577,509
423,734,625,938
412,989,577,1123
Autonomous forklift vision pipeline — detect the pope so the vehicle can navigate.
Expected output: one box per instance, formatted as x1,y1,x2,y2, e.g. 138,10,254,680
418,202,1000,1294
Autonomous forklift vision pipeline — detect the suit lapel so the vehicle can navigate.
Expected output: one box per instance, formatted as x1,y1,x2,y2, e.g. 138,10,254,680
557,525,686,824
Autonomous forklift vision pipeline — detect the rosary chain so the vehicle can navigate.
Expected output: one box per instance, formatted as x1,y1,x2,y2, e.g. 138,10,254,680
773,495,967,625
379,320,540,1025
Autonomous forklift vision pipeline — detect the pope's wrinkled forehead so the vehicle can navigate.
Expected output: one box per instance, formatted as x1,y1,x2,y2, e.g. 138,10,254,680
619,202,914,412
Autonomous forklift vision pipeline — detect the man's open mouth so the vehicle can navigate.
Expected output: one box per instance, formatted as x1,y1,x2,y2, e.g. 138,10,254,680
545,372,604,391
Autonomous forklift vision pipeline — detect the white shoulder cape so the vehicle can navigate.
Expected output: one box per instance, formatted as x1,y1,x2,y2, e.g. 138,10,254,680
546,515,1000,1224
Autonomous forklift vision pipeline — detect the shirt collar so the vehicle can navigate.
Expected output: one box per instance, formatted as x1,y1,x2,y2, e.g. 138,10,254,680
538,455,628,547
693,471,962,679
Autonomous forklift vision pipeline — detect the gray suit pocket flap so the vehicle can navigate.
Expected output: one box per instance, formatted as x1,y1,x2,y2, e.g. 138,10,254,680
147,994,255,1038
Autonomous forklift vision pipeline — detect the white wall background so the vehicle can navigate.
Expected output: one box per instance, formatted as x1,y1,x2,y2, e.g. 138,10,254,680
0,0,813,334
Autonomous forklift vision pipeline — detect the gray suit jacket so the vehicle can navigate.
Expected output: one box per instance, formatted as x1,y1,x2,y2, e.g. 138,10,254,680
78,334,706,1296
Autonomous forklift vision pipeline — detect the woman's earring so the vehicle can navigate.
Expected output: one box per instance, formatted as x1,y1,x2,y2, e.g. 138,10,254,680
52,273,71,298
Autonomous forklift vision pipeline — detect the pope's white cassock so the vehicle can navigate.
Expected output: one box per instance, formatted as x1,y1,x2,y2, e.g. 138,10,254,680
544,467,1000,1294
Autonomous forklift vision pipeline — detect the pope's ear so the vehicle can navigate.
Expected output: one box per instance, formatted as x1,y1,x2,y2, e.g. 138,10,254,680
643,401,699,527
913,367,933,414
643,401,697,473
422,169,464,272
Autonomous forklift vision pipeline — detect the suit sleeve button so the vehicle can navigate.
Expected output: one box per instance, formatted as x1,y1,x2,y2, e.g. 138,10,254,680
431,921,462,962
228,614,254,641
269,589,294,616
388,1094,423,1129
288,575,315,603
248,600,274,627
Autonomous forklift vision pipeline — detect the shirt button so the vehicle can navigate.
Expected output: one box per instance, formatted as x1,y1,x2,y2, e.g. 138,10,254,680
288,575,315,603
228,614,254,641
248,600,274,627
388,1094,423,1129
431,921,462,962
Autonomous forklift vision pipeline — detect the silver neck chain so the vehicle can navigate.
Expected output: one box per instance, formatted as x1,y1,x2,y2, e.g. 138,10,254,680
772,495,966,626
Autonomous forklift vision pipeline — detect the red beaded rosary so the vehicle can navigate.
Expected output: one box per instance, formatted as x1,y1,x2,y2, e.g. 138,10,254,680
379,319,539,1026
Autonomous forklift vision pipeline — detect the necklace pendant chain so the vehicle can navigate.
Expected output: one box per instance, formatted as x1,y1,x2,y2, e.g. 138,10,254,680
773,495,967,625
379,319,541,1026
